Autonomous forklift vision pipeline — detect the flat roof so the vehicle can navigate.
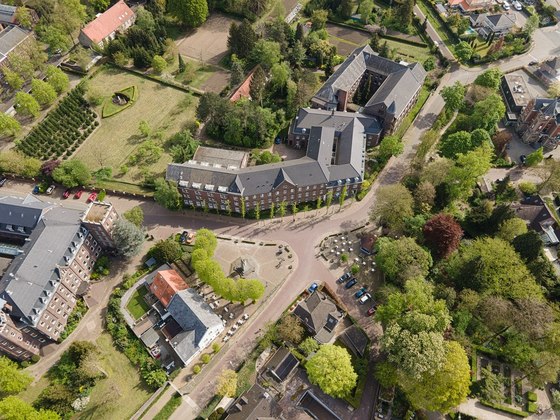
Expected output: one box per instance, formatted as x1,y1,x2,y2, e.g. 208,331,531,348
192,146,248,169
83,202,111,222
503,74,531,108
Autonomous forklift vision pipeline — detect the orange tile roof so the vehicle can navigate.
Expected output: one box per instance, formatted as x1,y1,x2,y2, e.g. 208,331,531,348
149,269,188,307
81,0,135,44
230,67,258,102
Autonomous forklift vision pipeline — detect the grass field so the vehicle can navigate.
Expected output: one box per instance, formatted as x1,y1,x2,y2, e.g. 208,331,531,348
75,67,198,183
77,334,152,419
16,376,50,405
126,286,150,320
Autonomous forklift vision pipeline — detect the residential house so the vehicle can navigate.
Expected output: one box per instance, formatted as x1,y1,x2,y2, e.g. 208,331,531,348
167,108,367,212
311,45,426,136
470,13,516,37
78,0,135,48
537,56,560,87
516,97,560,150
448,0,494,12
149,269,188,308
501,73,532,124
229,66,259,103
0,4,38,26
0,25,31,67
164,288,224,366
0,195,118,361
224,384,283,420
512,196,560,246
293,290,343,343
263,347,299,383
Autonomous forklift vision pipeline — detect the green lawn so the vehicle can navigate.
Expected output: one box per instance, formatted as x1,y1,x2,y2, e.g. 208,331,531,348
394,86,431,138
381,38,432,63
126,287,150,320
75,66,198,184
16,376,50,405
153,393,182,420
77,334,152,419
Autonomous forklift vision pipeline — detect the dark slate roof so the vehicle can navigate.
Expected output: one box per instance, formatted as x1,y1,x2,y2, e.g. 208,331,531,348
171,329,198,364
339,325,369,357
312,44,425,116
545,57,560,71
263,347,299,382
0,195,52,232
533,98,560,123
472,13,516,31
225,384,282,420
0,4,17,25
0,202,86,322
167,288,222,346
293,291,338,335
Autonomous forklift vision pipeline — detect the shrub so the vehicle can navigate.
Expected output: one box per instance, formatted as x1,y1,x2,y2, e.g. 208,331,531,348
518,182,537,196
212,343,220,353
193,365,201,374
527,402,537,413
31,354,40,363
201,354,211,364
351,264,360,275
526,391,537,402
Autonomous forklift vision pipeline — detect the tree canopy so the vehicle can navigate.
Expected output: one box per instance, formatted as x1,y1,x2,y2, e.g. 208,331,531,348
216,369,237,397
441,82,466,111
474,69,503,90
0,396,59,420
306,345,357,398
370,184,414,233
154,178,182,210
112,219,145,259
0,356,32,394
52,159,91,188
376,237,433,285
423,213,463,259
167,0,208,27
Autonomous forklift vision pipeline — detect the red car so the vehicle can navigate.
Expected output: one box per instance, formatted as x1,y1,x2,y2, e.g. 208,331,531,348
367,305,377,317
74,189,84,199
87,192,97,203
62,189,71,199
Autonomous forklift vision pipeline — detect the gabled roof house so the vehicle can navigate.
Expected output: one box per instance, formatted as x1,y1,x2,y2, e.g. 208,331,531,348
470,13,516,37
79,0,135,48
149,269,188,307
293,291,343,344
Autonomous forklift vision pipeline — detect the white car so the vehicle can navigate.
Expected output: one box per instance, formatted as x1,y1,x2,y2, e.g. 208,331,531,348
503,1,511,9
513,0,522,9
359,293,371,304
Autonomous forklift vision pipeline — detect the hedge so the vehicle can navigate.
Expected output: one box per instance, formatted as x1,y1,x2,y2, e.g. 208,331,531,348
471,348,478,382
527,401,537,413
101,85,138,118
480,400,530,417
526,391,537,402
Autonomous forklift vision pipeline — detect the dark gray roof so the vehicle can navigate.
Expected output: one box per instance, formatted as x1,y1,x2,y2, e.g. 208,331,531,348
545,57,560,71
171,329,198,364
0,26,30,63
0,202,86,323
312,44,426,115
534,98,560,123
167,288,222,346
225,383,282,420
0,195,52,231
471,13,516,31
293,291,338,335
0,4,17,25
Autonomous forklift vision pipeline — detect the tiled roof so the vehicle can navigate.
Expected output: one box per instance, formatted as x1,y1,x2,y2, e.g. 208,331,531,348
81,0,135,44
149,269,188,307
293,291,338,335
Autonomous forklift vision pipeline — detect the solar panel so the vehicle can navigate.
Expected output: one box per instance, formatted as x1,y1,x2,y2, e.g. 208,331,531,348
273,353,298,382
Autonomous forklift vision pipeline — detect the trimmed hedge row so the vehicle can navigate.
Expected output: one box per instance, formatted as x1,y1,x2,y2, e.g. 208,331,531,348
480,400,530,417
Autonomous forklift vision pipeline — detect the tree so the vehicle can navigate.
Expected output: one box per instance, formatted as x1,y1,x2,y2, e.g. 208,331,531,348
15,6,32,28
358,0,373,23
0,357,32,394
270,62,291,93
151,55,166,74
525,147,543,167
471,94,506,132
194,229,218,256
414,181,436,212
277,314,304,344
52,159,91,187
455,41,474,63
441,82,466,111
167,129,200,163
138,120,151,137
216,369,237,397
474,68,503,90
168,0,208,27
311,9,328,30
524,14,539,36
442,237,542,299
548,81,560,98
378,135,403,162
249,65,266,104
250,40,282,70
512,230,543,262
300,337,320,355
228,20,257,59
2,67,23,90
306,345,357,398
229,54,244,87
423,213,463,259
45,65,69,94
123,206,144,227
243,279,265,302
178,54,186,73
402,341,470,412
0,113,20,137
152,238,183,262
0,396,59,420
31,78,57,107
478,367,504,403
15,92,40,118
370,184,414,233
154,178,182,210
376,237,433,285
446,144,493,200
339,185,347,209
397,0,414,30
112,219,145,259
497,217,528,242
439,131,474,159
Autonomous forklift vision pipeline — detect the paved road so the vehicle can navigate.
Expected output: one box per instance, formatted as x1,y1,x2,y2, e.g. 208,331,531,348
414,5,456,61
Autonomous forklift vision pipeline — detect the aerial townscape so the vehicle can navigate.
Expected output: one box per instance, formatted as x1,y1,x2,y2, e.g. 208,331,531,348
1,0,560,419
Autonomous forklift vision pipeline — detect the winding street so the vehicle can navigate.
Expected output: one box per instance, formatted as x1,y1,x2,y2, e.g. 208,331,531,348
5,21,560,419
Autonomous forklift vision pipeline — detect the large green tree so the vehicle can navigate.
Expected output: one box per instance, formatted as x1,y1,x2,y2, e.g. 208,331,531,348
0,396,59,420
31,78,57,107
154,178,182,210
0,113,20,137
446,144,493,200
168,0,208,27
45,65,69,94
370,184,414,233
216,369,237,397
194,228,218,256
441,81,466,111
52,159,91,187
227,20,257,59
0,357,32,394
376,237,433,285
112,219,145,259
378,135,403,162
306,345,357,398
474,69,503,90
15,92,40,118
455,41,473,63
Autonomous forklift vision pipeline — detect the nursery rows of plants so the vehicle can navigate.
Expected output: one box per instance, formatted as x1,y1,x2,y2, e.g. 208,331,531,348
17,85,98,160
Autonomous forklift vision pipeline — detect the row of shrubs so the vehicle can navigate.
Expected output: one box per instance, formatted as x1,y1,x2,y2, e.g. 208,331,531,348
17,84,97,160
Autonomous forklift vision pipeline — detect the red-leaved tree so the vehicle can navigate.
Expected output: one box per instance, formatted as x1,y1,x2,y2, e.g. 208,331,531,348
423,213,463,259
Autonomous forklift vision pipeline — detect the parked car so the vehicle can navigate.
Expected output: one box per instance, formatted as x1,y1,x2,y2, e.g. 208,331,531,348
519,155,527,164
367,305,377,316
337,272,351,284
87,192,97,203
186,231,196,244
503,1,511,10
345,278,357,289
529,60,538,66
359,293,371,304
74,189,84,199
308,282,319,293
46,185,55,195
62,189,71,199
513,0,522,9
32,185,40,194
0,176,6,187
355,287,367,298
